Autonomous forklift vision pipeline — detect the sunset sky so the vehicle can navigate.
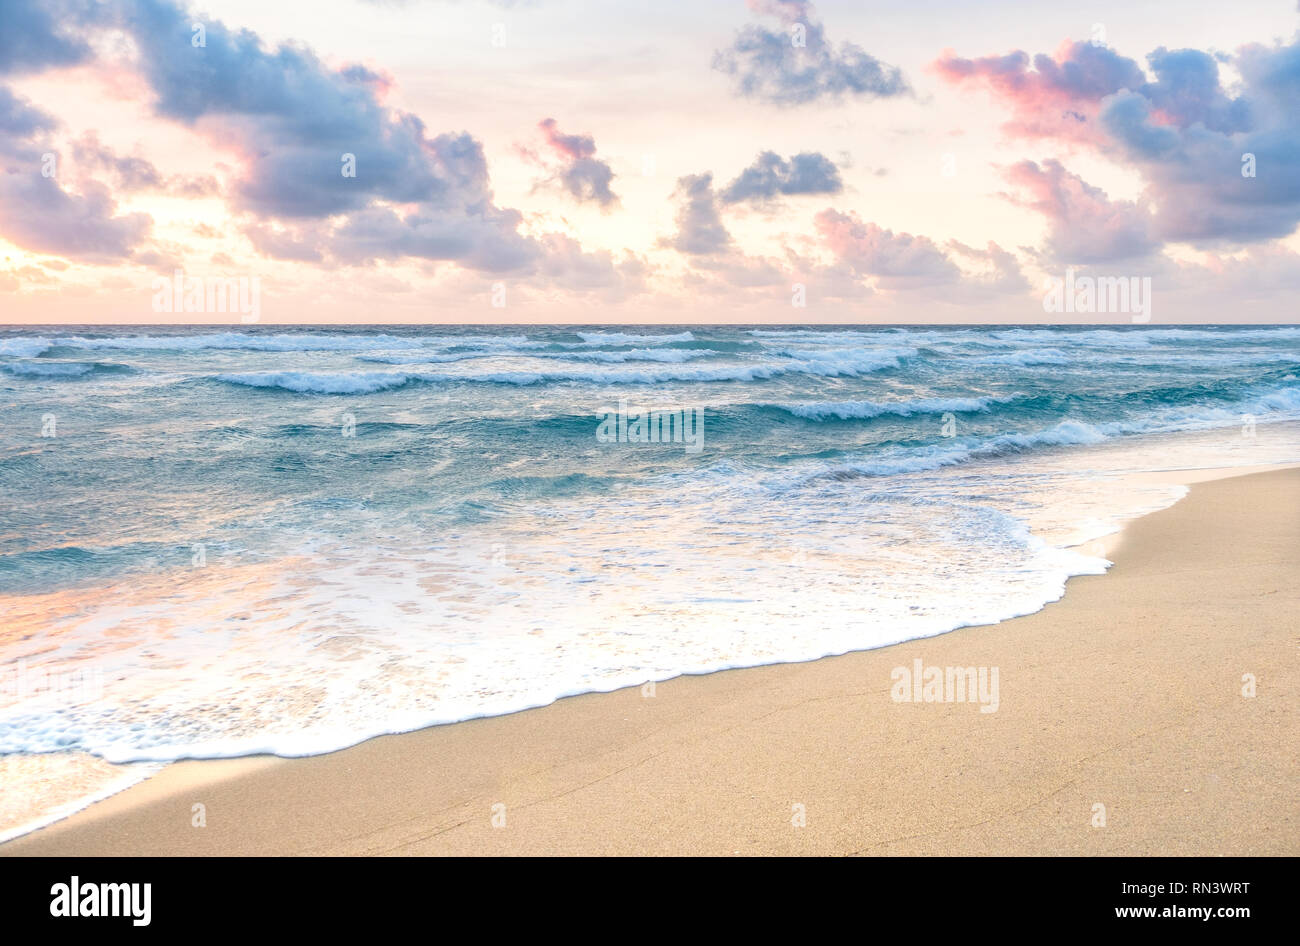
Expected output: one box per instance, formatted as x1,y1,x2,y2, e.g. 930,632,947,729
3,0,1300,323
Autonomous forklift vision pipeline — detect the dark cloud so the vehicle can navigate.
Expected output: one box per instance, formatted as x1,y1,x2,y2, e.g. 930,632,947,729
720,150,842,204
662,174,732,255
536,118,596,162
532,118,618,208
118,0,442,218
1098,41,1300,246
85,0,593,274
657,166,798,292
0,0,95,76
713,0,910,106
933,41,1146,142
941,36,1300,251
0,86,58,160
1140,47,1251,134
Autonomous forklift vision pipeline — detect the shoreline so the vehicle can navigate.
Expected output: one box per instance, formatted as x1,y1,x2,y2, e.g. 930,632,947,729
4,464,1297,855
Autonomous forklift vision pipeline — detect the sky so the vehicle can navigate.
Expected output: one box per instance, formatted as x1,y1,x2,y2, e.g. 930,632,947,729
2,0,1300,324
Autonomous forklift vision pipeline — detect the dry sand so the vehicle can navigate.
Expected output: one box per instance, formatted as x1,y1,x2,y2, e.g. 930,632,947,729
4,467,1297,856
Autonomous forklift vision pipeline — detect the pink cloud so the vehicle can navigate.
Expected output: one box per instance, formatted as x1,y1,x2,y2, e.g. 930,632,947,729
538,118,597,162
1001,159,1156,262
527,118,618,208
814,209,960,289
933,41,1146,143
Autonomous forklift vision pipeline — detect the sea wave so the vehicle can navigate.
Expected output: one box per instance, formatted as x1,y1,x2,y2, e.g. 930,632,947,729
816,384,1300,479
3,361,95,378
216,370,417,394
772,347,915,374
52,332,428,353
0,337,55,357
212,353,907,393
539,348,722,363
354,350,498,365
774,395,1013,421
575,331,695,345
977,348,1070,366
1,361,133,379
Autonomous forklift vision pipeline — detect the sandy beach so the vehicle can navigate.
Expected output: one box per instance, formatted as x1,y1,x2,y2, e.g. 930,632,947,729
4,466,1297,857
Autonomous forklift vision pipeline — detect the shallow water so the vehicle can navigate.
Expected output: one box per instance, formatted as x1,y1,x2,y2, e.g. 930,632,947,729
2,324,1298,838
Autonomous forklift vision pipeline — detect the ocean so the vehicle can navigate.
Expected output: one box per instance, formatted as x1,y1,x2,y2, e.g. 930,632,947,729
2,324,1298,839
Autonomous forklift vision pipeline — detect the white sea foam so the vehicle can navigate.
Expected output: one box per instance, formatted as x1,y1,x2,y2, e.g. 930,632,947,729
0,337,55,357
53,332,428,352
5,325,1300,843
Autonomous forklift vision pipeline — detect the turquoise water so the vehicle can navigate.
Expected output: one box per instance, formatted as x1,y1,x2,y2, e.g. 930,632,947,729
3,324,1297,595
1,324,1298,831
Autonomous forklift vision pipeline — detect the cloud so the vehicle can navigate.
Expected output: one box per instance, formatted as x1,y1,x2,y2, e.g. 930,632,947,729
525,117,619,208
117,1,445,219
935,41,1251,144
242,224,325,263
0,175,152,261
71,132,220,196
663,173,733,255
713,0,910,106
932,41,1146,143
660,181,1026,304
0,87,152,261
327,201,539,272
0,0,643,285
80,0,636,280
0,85,57,159
720,150,842,205
813,209,961,289
1138,46,1251,134
0,4,159,262
0,0,96,76
940,36,1300,251
1000,159,1156,264
657,167,798,295
799,213,1033,305
535,234,648,295
1097,42,1300,245
946,240,1032,295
